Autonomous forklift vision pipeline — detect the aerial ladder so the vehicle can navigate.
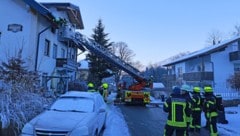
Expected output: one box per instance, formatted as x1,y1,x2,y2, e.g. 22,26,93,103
58,27,152,104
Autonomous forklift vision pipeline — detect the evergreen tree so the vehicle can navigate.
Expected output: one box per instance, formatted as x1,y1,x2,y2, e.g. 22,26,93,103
86,19,115,87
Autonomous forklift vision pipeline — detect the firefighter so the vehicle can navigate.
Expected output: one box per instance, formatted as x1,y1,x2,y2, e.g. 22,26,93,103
87,82,96,92
180,84,193,136
163,86,191,136
203,86,218,136
189,87,202,133
102,83,109,101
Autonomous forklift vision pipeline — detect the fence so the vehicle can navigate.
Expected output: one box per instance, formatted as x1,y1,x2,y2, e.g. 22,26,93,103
214,82,240,100
164,81,240,100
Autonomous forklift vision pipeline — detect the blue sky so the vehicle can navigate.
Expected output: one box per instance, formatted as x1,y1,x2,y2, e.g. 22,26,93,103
38,0,240,66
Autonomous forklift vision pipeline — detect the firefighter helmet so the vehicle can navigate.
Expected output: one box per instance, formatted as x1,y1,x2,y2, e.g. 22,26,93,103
204,86,213,93
173,86,181,94
193,87,201,93
88,83,94,88
102,83,108,89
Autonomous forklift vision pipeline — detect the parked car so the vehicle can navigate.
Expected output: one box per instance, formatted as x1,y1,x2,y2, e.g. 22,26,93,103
21,91,107,136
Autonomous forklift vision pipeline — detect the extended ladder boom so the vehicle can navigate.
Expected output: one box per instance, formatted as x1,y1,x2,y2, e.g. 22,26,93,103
74,32,145,82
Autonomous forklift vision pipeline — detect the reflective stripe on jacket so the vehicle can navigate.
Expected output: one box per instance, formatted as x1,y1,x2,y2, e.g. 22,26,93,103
164,94,191,128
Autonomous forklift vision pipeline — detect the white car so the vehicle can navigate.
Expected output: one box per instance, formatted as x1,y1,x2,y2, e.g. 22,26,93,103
21,91,107,136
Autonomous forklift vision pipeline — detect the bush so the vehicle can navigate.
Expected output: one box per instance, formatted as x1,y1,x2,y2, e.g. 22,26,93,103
227,72,240,91
0,50,54,135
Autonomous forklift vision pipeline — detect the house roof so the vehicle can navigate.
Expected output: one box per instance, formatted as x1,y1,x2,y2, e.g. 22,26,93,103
22,0,57,27
41,3,84,29
163,36,240,66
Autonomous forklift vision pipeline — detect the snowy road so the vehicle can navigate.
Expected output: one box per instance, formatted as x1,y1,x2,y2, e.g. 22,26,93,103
119,105,167,136
104,93,240,136
118,104,210,136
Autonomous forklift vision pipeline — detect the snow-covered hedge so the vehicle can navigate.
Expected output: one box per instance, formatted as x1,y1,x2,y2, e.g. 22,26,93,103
0,84,52,133
0,51,54,135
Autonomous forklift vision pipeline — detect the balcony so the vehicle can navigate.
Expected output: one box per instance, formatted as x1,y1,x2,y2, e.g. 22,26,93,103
162,74,176,81
58,24,75,41
183,72,213,81
56,58,78,69
229,51,240,61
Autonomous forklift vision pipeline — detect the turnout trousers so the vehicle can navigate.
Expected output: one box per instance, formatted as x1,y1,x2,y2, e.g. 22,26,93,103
209,116,218,136
190,110,201,132
164,124,187,136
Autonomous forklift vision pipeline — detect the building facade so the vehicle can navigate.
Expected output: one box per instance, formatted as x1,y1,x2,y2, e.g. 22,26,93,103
0,0,85,93
163,36,240,95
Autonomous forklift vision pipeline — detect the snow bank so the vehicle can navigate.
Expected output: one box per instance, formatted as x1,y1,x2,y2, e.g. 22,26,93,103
103,93,130,136
218,106,240,135
200,105,240,136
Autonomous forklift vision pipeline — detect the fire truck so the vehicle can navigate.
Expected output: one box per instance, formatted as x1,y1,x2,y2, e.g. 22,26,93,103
59,28,152,105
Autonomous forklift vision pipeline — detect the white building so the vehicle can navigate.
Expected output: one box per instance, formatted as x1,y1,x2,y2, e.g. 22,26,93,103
0,0,85,93
163,36,240,96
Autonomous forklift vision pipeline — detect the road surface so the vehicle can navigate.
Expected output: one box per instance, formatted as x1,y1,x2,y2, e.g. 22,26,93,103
118,104,209,136
119,104,166,136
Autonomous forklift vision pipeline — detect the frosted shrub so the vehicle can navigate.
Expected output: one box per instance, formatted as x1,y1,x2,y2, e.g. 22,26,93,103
0,50,54,135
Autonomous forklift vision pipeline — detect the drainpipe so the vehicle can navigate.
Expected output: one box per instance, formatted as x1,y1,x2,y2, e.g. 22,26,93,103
35,25,52,71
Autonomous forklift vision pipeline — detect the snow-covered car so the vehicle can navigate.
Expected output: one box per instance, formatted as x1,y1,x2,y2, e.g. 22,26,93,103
21,91,107,136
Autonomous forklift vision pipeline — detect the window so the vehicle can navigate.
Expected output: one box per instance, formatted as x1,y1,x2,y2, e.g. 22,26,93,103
61,48,65,58
51,27,56,34
232,43,238,52
44,39,50,56
53,44,58,59
177,67,183,78
234,63,240,72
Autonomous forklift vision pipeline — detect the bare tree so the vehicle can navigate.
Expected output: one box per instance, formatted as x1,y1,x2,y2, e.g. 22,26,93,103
170,51,190,61
206,30,223,46
232,23,240,36
113,42,135,63
131,60,144,70
112,42,136,83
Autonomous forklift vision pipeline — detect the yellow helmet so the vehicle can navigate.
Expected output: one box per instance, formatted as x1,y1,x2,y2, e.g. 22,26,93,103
102,83,108,89
193,87,200,93
88,83,94,88
204,86,213,93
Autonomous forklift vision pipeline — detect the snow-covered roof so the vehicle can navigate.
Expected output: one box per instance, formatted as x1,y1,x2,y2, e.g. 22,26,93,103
153,82,165,88
41,2,84,29
23,0,57,26
163,35,240,66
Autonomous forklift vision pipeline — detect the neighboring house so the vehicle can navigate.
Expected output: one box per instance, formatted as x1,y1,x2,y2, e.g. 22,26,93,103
0,0,85,93
163,36,240,95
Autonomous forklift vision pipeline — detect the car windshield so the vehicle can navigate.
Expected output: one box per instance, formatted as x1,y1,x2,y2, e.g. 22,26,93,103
50,97,94,113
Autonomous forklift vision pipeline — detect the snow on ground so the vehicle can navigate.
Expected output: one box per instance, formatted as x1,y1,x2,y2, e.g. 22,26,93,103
105,93,240,136
200,104,240,136
103,93,130,136
216,106,240,136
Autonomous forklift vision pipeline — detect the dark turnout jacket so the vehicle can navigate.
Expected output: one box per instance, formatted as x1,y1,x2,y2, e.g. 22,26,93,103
164,93,191,128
